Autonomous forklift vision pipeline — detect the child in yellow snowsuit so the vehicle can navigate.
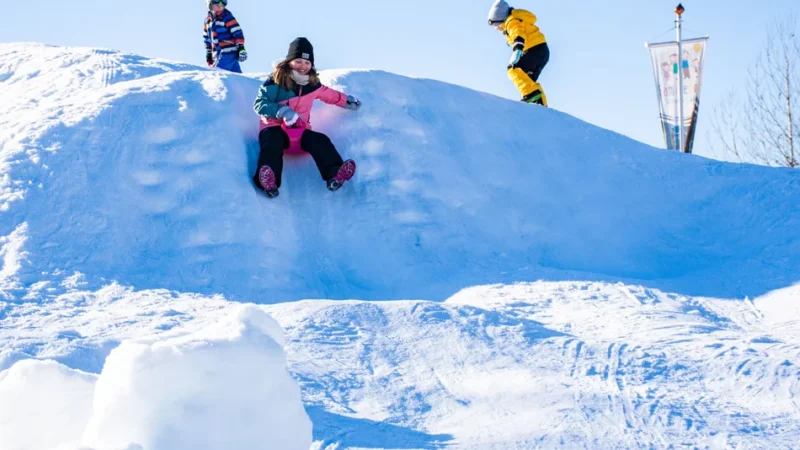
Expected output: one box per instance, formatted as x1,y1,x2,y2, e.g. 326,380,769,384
488,0,550,106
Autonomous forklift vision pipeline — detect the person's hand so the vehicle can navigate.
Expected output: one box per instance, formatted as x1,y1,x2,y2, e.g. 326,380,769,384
343,95,361,111
277,106,300,126
508,49,523,68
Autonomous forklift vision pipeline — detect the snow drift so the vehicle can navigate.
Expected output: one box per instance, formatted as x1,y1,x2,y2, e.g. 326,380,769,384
1,43,798,303
0,305,311,450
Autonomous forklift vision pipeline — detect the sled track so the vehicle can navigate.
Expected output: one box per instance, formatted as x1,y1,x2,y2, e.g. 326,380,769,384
93,49,114,88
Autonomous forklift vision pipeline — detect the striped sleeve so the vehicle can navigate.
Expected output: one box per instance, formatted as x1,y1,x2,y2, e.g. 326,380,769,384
224,11,245,45
203,15,213,51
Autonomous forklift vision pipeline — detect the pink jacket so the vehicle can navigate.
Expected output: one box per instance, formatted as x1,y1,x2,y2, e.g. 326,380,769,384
257,81,348,132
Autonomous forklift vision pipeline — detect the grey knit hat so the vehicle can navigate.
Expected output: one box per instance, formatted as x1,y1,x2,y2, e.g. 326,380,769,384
487,0,511,25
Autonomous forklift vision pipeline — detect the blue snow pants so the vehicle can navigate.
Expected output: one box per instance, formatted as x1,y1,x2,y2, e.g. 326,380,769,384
215,53,242,73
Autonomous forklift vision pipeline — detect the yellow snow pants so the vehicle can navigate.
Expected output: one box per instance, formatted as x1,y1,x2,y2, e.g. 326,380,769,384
508,68,547,106
507,43,550,106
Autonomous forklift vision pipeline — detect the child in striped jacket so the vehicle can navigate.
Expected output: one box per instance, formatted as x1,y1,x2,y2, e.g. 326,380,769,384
203,0,247,73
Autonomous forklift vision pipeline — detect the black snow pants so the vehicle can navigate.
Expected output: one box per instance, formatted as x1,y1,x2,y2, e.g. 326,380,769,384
253,126,345,189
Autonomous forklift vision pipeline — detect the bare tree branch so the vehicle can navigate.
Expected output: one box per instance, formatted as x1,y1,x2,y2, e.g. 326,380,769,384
711,14,800,167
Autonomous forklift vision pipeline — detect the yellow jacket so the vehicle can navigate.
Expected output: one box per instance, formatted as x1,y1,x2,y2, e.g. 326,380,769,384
503,9,546,51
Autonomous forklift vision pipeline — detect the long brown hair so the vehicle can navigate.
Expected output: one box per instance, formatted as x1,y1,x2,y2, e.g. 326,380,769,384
273,59,321,90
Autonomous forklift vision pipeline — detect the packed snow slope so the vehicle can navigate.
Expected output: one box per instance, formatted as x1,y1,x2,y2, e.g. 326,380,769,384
1,43,799,303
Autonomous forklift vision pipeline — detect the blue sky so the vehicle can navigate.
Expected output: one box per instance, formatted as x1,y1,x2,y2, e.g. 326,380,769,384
2,0,796,158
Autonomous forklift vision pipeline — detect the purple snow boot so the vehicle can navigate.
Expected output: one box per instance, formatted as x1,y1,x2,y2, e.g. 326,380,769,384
258,165,279,198
327,159,356,192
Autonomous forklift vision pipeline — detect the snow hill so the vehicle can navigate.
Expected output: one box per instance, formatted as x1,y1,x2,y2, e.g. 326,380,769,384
1,44,798,303
1,43,799,449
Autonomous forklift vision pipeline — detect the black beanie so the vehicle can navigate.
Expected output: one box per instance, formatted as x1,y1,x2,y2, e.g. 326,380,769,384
286,38,314,65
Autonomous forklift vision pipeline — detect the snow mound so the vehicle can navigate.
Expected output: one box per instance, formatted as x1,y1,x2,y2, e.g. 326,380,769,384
0,360,96,450
1,43,798,303
0,305,311,450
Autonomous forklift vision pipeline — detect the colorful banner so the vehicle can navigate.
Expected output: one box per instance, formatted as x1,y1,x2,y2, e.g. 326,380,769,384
647,37,708,153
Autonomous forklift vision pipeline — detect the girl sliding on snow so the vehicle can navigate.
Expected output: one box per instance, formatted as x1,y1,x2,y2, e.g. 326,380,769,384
252,37,361,198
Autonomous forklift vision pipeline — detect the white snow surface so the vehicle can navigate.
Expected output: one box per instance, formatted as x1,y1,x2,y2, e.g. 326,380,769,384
1,43,799,449
1,305,311,450
2,282,799,449
1,44,798,302
0,359,96,450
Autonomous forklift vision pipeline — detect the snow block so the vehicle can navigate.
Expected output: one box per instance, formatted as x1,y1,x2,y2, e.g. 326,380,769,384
80,305,311,450
0,360,96,450
0,305,311,450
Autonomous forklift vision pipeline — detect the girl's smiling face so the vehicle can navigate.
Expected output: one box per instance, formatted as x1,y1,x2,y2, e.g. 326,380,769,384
290,58,312,75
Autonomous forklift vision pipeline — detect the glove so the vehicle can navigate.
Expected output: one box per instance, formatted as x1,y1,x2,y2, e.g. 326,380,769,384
343,95,361,111
206,50,214,67
237,44,248,62
277,106,300,126
508,49,523,68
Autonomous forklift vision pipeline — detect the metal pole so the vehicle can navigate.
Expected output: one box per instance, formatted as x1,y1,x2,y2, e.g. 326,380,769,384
676,4,685,152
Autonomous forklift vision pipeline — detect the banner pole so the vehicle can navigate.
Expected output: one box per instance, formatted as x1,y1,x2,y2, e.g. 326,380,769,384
676,4,686,152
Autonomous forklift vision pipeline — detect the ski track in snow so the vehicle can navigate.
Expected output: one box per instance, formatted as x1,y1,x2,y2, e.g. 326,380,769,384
1,281,799,448
1,43,799,449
